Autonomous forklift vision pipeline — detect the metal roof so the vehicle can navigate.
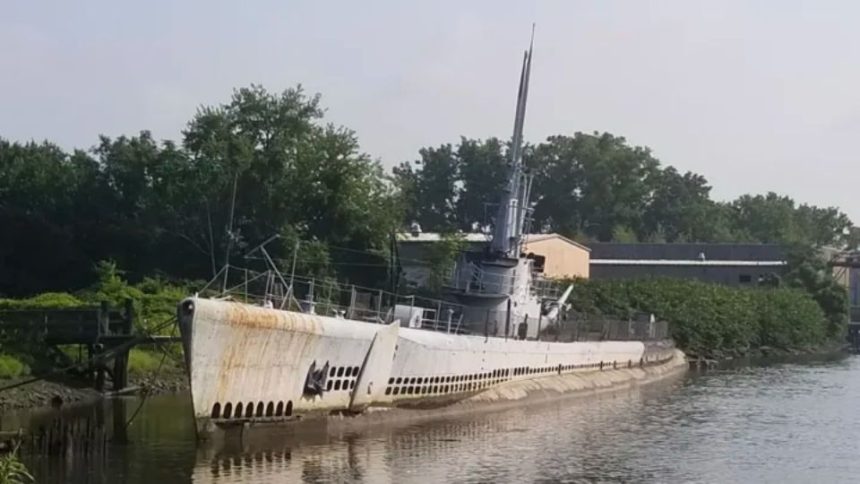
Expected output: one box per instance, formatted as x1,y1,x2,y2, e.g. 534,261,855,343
396,232,591,252
590,259,786,267
587,243,786,261
397,233,490,243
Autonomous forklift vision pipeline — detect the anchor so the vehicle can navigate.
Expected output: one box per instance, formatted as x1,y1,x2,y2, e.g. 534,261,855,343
303,360,329,396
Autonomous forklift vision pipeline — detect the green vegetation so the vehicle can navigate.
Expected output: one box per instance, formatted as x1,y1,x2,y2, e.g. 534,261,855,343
569,278,830,358
0,293,83,310
0,264,184,378
425,233,466,291
1,85,399,298
396,133,858,246
782,245,849,338
0,443,33,484
1,83,856,362
3,86,857,300
127,349,165,377
0,354,28,380
0,261,185,336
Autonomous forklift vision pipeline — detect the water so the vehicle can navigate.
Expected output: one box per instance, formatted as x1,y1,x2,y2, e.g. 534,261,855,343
12,355,860,483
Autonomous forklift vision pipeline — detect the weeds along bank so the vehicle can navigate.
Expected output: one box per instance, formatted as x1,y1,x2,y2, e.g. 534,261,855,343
0,262,187,382
569,278,840,360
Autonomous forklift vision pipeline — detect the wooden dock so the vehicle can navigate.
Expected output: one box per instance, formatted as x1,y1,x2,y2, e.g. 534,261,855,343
0,300,180,392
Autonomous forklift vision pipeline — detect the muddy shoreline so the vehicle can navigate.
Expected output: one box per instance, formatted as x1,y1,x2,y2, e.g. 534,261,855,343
686,341,852,368
0,369,189,413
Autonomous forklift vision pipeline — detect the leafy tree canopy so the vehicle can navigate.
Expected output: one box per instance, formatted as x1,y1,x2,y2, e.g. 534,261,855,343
400,132,855,248
0,85,401,296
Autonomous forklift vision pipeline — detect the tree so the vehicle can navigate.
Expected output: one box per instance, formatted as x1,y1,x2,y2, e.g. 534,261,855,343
400,131,856,249
643,167,735,242
180,84,400,287
528,132,660,241
0,140,93,295
782,244,848,338
726,193,853,247
399,144,459,232
425,233,466,292
455,137,508,231
0,84,403,295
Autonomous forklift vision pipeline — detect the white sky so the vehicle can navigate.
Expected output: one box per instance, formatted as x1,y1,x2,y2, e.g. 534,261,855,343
2,1,858,220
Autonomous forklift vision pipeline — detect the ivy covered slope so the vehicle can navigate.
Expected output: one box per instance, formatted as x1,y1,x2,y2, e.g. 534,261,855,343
568,277,844,360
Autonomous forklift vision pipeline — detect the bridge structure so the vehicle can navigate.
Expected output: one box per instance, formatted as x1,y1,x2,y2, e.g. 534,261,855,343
0,299,180,391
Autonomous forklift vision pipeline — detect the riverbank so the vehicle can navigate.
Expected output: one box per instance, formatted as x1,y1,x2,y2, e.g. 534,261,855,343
686,340,851,368
0,367,188,413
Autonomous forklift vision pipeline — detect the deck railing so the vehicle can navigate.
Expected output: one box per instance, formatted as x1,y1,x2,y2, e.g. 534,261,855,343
540,313,670,342
205,265,472,334
203,265,668,342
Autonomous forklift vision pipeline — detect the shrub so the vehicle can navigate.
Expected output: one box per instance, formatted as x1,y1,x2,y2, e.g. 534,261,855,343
76,262,189,335
127,349,164,376
568,278,829,358
0,354,28,379
0,292,84,310
136,277,188,334
0,442,33,483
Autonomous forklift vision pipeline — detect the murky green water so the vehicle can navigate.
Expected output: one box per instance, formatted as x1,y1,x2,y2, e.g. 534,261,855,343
9,355,860,483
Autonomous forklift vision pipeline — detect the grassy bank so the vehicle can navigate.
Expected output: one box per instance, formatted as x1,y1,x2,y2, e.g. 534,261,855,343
0,263,190,410
568,278,840,359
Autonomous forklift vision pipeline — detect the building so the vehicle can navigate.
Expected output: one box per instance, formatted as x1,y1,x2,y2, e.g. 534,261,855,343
396,232,591,289
521,234,591,279
828,249,860,322
588,243,787,286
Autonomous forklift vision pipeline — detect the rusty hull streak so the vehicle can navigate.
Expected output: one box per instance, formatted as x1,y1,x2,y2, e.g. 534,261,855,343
212,303,323,403
225,302,326,334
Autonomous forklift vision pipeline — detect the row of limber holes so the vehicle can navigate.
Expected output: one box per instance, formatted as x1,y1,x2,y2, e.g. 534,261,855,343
326,378,357,392
321,359,649,394
324,366,361,392
386,361,626,386
331,357,651,388
384,361,641,397
211,400,293,420
210,358,662,417
329,366,361,378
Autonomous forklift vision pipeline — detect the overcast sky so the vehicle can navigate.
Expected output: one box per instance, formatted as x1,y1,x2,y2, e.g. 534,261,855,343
3,1,858,220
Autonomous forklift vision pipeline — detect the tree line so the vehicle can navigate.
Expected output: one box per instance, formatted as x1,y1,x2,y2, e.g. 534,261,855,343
395,133,858,247
1,85,856,297
0,85,399,296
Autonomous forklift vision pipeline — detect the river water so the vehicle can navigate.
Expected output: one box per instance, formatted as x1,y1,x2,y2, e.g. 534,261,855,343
10,354,860,483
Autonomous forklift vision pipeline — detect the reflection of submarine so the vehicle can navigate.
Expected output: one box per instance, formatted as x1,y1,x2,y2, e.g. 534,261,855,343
193,435,392,484
190,408,514,484
190,374,688,484
177,34,682,437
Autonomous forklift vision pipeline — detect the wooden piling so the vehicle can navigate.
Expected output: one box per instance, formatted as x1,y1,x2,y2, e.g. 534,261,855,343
111,299,134,391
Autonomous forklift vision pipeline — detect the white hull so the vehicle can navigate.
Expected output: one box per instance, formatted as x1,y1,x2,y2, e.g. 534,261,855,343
179,297,675,435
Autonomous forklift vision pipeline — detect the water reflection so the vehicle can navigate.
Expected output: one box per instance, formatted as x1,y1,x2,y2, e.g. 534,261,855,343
190,378,684,484
9,356,860,483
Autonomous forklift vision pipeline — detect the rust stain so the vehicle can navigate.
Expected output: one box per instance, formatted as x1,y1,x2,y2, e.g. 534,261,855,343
198,301,326,404
224,302,324,333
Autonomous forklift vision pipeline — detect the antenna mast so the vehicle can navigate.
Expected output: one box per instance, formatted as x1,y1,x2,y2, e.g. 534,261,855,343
490,27,534,257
